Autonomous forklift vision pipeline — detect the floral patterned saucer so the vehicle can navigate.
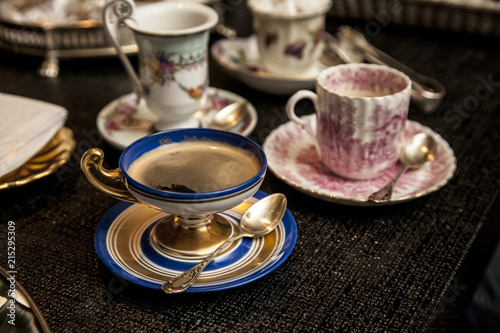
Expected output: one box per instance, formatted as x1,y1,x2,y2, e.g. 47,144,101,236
97,87,258,151
211,35,330,95
263,115,456,206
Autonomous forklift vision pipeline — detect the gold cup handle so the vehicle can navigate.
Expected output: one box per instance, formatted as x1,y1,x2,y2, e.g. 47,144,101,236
81,148,139,204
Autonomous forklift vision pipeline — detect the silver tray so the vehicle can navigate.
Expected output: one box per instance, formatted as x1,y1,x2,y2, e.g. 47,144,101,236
0,17,137,77
0,0,226,78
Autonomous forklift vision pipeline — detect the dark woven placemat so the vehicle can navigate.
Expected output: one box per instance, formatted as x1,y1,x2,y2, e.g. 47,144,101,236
0,13,499,332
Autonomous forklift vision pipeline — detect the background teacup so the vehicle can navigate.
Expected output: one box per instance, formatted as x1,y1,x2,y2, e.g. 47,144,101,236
286,63,412,180
103,0,218,130
81,128,267,258
247,0,332,76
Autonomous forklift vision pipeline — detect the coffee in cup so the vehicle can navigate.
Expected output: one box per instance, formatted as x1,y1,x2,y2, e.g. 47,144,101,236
128,140,261,193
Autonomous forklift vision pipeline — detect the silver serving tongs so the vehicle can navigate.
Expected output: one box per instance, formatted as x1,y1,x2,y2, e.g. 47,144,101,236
330,26,446,113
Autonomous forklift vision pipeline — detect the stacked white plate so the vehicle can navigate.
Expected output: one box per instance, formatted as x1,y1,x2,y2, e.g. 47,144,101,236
0,93,67,178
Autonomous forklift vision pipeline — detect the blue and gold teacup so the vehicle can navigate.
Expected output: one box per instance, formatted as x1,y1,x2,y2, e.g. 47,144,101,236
81,128,267,258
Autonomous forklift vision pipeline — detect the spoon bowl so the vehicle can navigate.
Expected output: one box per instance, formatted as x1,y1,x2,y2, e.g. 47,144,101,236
400,133,437,167
239,193,288,237
203,100,249,131
117,100,249,133
162,193,287,294
368,133,437,202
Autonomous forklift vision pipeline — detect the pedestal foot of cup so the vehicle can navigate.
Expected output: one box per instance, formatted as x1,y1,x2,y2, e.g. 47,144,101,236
150,214,238,258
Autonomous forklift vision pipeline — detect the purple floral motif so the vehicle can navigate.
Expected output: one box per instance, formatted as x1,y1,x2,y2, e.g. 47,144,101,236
284,39,306,59
142,51,179,87
159,60,176,77
265,33,278,47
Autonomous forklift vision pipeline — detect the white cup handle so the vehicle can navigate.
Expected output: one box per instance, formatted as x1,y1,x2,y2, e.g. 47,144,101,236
286,90,320,145
103,0,144,102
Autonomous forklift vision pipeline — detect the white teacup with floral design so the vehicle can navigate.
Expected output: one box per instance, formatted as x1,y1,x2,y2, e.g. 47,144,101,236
286,64,412,180
103,0,218,130
247,0,331,76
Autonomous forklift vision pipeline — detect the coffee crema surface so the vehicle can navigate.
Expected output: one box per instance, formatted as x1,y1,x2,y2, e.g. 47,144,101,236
128,141,261,193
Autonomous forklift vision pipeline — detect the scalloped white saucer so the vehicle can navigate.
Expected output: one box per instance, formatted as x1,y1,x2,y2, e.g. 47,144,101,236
211,35,330,95
263,115,456,206
97,87,258,151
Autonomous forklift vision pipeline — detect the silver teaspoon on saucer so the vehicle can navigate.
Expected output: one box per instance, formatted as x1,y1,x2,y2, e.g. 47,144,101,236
368,133,437,203
118,101,249,132
162,193,287,294
201,100,250,131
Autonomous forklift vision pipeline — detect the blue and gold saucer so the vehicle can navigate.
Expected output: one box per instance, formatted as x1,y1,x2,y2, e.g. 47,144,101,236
94,190,297,292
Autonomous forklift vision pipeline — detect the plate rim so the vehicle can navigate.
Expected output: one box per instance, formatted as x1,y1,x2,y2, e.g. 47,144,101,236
0,127,75,190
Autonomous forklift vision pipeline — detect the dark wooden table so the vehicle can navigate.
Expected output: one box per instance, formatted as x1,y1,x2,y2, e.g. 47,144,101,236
0,2,499,332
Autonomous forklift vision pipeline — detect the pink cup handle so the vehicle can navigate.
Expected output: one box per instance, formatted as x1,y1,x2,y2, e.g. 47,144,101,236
286,90,320,148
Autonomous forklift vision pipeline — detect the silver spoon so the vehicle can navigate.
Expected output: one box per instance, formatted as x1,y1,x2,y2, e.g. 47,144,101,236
368,133,437,202
119,101,248,132
201,100,249,131
162,193,287,294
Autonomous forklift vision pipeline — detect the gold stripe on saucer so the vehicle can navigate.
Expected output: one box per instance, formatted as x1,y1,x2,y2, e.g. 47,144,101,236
106,198,286,287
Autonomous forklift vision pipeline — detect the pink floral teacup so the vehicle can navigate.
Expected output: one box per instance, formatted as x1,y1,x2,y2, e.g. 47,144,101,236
286,64,412,180
247,0,332,76
103,0,218,130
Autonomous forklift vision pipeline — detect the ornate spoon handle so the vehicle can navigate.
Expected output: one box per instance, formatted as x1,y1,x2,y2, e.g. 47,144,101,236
161,233,245,294
368,165,409,202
